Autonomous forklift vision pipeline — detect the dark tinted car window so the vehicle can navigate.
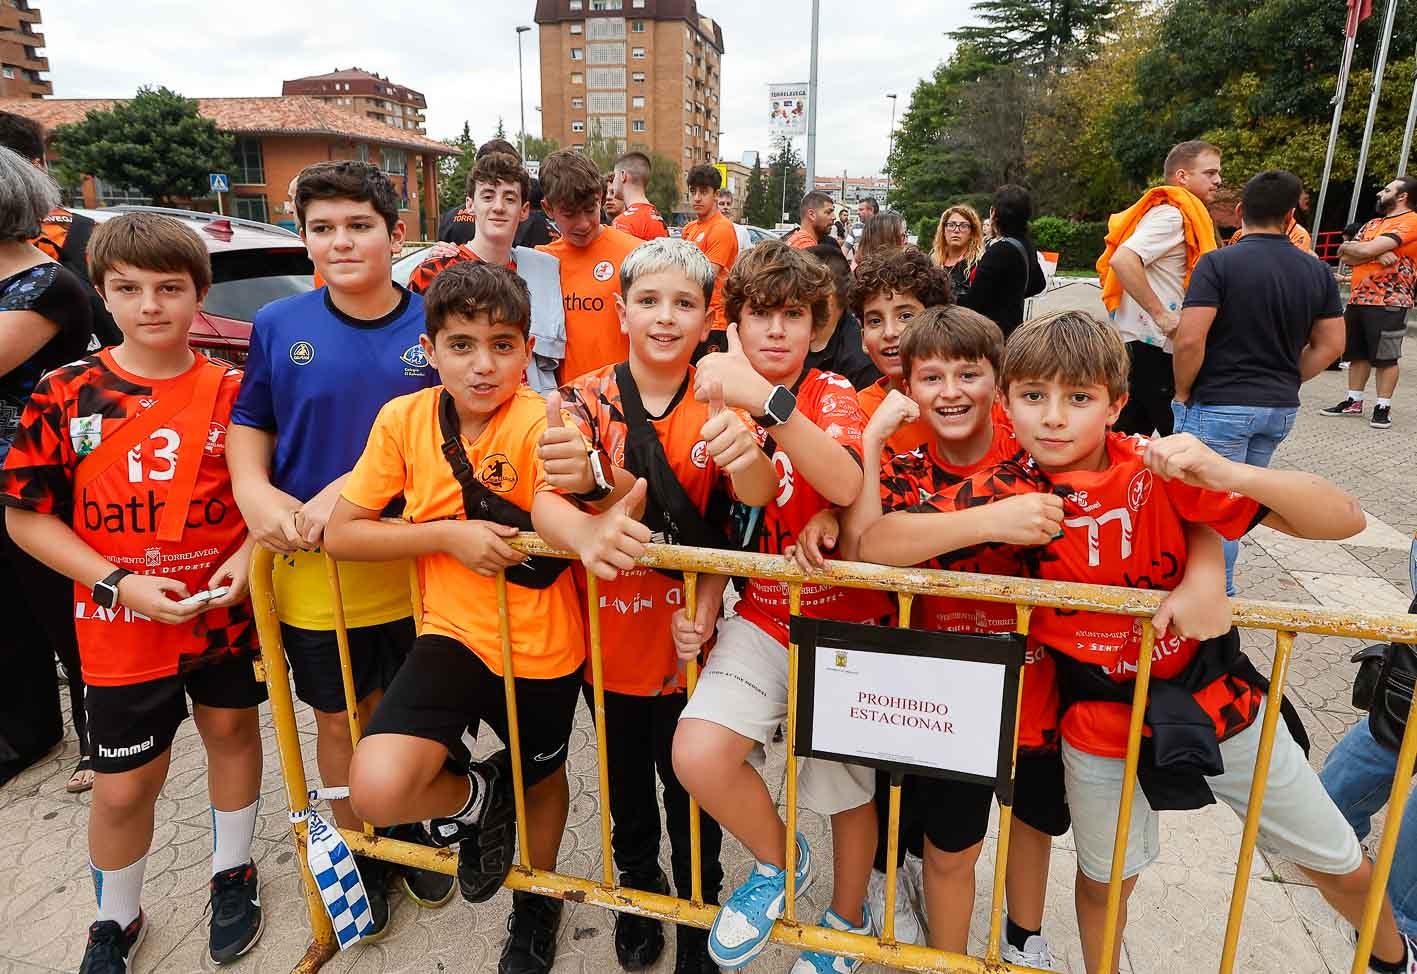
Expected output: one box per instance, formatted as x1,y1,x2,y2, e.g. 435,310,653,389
205,248,315,321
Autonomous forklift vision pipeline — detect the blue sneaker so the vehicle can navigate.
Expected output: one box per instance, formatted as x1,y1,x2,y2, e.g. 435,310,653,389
788,904,874,973
707,833,812,969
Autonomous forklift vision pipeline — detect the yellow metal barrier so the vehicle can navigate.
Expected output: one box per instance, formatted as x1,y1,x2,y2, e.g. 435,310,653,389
251,537,1417,974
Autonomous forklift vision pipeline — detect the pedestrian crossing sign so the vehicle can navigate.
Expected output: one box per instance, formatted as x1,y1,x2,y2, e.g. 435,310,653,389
209,173,229,193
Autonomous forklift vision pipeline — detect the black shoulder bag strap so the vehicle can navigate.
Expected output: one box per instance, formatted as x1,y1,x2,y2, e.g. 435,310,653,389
436,389,568,590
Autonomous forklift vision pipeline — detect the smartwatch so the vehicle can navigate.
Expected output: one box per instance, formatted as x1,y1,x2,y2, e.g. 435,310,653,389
92,568,132,610
574,447,614,503
753,385,797,428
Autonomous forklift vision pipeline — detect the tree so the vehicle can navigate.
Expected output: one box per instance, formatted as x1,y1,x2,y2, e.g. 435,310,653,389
437,120,476,212
743,154,771,227
763,136,805,226
949,0,1129,73
50,86,233,205
642,149,682,217
521,134,560,162
582,118,624,173
494,117,507,140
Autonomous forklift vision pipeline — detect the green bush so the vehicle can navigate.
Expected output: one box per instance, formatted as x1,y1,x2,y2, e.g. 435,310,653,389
915,215,939,249
1029,216,1107,271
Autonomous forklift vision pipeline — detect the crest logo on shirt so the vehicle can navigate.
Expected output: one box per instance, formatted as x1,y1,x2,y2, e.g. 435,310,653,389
1127,470,1153,513
592,260,615,282
205,422,227,457
478,454,519,493
145,546,162,569
400,344,429,370
290,341,315,365
69,414,102,456
691,440,709,468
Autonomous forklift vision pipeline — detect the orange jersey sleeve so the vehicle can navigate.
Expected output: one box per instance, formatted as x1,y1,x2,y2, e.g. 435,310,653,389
1351,212,1417,307
857,377,933,456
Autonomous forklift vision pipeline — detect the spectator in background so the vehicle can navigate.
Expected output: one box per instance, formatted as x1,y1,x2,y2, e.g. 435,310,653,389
1171,170,1345,594
785,190,837,250
681,164,739,349
717,187,753,256
858,196,880,225
854,210,907,266
0,111,119,347
803,242,881,389
930,204,986,301
835,206,850,242
611,151,669,242
1229,184,1313,252
960,185,1045,338
435,139,556,248
0,146,94,792
603,172,625,224
518,177,557,248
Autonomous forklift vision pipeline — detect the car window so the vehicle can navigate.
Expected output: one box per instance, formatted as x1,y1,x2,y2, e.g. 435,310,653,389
392,246,431,287
204,249,315,322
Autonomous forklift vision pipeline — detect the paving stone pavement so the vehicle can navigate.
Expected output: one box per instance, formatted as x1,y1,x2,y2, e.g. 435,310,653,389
4,330,1416,973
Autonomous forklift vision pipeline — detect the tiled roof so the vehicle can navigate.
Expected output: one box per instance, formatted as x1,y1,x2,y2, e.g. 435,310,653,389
0,96,458,155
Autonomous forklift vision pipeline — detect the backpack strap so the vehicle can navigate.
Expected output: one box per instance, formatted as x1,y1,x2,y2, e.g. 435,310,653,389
436,389,568,590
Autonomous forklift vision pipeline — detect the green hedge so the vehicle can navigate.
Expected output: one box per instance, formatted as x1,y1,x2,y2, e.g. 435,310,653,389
1030,216,1107,272
914,215,939,249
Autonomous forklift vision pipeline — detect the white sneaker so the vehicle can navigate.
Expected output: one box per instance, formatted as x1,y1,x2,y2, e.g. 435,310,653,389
865,867,925,946
901,853,929,937
1001,931,1059,971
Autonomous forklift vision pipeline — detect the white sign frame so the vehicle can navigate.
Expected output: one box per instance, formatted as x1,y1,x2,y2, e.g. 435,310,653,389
791,616,1024,800
768,82,809,137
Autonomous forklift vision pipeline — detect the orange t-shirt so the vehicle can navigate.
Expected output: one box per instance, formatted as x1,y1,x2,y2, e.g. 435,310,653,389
539,227,642,383
341,385,587,679
0,351,254,686
857,377,933,457
681,209,740,330
613,203,669,242
784,228,819,250
562,363,743,695
1227,219,1313,252
1350,211,1417,308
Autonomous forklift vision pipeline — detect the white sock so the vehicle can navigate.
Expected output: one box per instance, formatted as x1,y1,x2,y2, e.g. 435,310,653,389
453,769,487,824
211,799,259,875
1377,397,1392,408
1350,390,1366,402
92,856,146,927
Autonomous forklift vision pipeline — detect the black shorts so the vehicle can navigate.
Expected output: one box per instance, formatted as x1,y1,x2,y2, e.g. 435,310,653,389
1344,305,1408,366
364,634,581,788
918,751,1071,853
86,654,267,774
281,617,415,714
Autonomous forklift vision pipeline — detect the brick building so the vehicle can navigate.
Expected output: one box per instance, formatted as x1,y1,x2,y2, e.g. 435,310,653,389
282,68,427,134
535,0,723,200
0,96,459,238
0,0,49,98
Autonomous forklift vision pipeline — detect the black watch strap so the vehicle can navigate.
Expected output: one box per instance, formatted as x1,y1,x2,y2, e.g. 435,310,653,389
93,568,131,610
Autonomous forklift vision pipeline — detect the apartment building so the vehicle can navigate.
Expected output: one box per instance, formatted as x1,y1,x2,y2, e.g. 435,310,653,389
0,0,49,99
282,68,428,134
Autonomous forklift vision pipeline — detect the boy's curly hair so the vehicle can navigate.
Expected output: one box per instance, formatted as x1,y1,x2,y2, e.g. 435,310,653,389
723,240,832,333
848,247,953,318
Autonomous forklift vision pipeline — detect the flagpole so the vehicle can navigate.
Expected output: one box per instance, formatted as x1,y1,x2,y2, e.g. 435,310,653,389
1399,42,1417,174
1313,34,1359,247
1349,0,1401,223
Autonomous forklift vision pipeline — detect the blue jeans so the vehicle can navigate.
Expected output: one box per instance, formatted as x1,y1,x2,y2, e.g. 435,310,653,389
1320,717,1417,938
1170,402,1297,595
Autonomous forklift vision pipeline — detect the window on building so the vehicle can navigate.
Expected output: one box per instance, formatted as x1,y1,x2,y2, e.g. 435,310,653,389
588,42,624,64
383,149,407,175
571,47,584,60
233,195,269,223
571,72,584,84
632,47,647,59
633,0,645,6
684,146,692,158
587,67,625,87
684,123,691,134
632,71,646,83
356,143,370,162
588,17,625,39
2,68,14,80
569,0,582,8
574,143,585,151
588,91,626,113
95,179,151,207
233,137,265,185
684,50,693,63
631,95,645,108
598,116,627,138
631,19,645,31
570,21,583,33
572,96,585,109
590,0,622,9
632,119,646,132
572,120,586,133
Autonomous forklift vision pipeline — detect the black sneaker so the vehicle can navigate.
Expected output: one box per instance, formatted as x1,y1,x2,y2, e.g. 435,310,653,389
429,750,517,904
1319,397,1364,417
1371,404,1393,429
354,853,393,941
615,870,668,969
209,862,264,963
79,912,145,974
673,925,718,974
385,822,456,907
498,891,564,974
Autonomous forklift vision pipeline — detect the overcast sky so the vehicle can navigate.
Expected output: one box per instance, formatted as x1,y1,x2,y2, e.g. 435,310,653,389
41,0,975,177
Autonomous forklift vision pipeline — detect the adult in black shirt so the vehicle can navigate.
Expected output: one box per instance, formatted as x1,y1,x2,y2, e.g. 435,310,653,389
1172,169,1345,595
803,243,881,388
960,184,1045,338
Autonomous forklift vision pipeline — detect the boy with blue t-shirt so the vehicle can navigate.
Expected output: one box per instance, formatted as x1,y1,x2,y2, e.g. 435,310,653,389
227,161,451,932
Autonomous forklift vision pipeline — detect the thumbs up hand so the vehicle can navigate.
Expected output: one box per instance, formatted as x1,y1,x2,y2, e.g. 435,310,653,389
700,378,762,475
539,391,596,495
693,323,774,417
573,478,653,581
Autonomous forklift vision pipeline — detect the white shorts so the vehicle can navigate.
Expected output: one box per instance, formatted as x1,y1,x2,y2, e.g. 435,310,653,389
1064,693,1363,883
680,615,875,817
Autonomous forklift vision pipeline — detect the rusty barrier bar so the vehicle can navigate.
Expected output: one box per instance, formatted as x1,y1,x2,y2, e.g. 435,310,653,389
252,538,1417,974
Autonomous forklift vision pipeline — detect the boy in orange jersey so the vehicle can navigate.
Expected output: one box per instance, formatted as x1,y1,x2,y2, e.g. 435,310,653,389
681,164,740,353
870,310,1417,974
537,149,643,383
541,237,776,972
611,151,669,242
1,213,264,971
850,248,955,457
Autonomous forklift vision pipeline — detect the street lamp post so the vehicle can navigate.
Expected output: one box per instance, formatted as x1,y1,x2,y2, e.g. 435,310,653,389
884,93,898,203
516,25,531,161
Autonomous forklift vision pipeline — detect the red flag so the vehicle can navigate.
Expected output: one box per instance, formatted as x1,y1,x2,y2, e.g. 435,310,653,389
1347,0,1373,36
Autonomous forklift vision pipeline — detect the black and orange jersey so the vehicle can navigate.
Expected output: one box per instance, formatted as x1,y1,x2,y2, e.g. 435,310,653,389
924,432,1265,758
0,351,254,687
406,246,513,296
1350,211,1417,308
